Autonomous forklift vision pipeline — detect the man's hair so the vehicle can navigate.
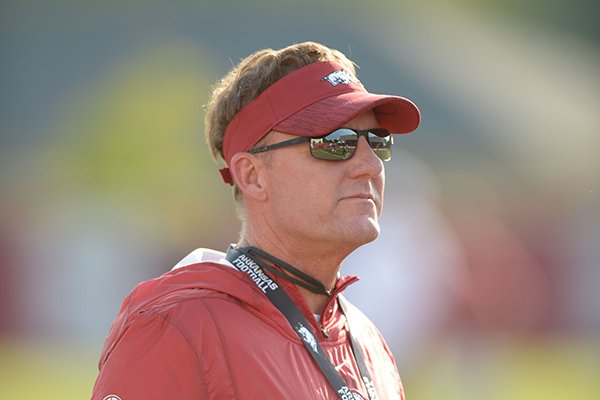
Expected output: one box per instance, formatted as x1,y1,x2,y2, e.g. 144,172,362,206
204,41,357,201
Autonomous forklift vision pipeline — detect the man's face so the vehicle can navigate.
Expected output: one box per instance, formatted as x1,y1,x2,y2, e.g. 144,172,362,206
261,110,385,253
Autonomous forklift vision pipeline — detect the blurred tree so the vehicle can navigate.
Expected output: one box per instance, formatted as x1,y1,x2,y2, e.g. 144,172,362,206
46,38,238,248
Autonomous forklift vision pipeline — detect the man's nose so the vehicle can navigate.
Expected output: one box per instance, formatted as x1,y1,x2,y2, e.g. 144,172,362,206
348,136,384,178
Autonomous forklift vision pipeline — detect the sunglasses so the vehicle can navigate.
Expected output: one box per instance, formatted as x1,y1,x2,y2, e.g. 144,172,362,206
248,128,393,161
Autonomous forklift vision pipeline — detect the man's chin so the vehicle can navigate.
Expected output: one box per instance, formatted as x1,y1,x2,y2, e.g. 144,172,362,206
339,218,381,247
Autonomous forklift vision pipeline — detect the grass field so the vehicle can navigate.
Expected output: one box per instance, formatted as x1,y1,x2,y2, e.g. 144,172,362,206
0,340,98,400
1,336,599,400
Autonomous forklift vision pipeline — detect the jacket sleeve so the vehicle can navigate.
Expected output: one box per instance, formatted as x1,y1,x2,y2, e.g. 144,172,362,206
91,311,208,400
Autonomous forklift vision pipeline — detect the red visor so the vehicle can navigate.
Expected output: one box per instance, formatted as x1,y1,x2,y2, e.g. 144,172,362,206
220,61,420,184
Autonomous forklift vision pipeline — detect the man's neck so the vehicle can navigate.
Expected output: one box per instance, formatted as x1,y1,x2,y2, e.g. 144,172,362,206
295,285,332,316
238,235,348,314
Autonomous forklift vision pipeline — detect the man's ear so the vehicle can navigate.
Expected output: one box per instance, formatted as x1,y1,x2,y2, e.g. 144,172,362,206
229,153,268,201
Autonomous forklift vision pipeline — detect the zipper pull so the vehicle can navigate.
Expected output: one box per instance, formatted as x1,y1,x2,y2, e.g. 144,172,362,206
319,322,329,338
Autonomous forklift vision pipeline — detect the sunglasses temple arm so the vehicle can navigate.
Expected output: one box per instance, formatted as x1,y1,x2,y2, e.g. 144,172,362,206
249,137,310,154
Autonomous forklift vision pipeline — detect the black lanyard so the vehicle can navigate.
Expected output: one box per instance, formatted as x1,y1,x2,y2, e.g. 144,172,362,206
226,245,378,400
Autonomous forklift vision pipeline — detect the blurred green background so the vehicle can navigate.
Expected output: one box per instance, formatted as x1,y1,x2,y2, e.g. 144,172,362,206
1,1,599,399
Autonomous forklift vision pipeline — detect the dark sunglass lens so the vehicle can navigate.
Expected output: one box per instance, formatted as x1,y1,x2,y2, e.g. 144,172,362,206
310,128,356,160
367,131,392,161
309,128,392,161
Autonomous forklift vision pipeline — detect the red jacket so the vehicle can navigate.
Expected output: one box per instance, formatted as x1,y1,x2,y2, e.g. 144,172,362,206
91,249,404,399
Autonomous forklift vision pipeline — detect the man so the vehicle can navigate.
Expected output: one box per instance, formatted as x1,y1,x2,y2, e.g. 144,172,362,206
91,41,420,400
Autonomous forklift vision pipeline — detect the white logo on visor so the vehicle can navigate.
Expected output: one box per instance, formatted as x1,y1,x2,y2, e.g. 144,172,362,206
321,69,358,86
